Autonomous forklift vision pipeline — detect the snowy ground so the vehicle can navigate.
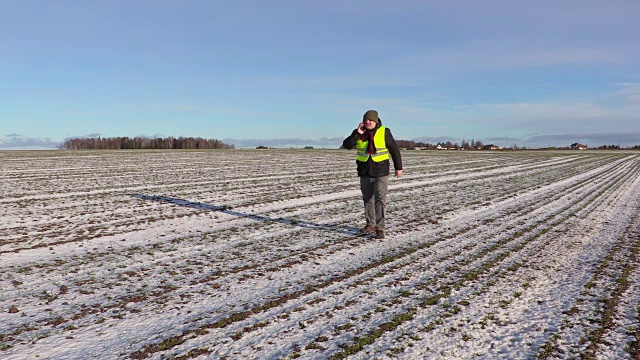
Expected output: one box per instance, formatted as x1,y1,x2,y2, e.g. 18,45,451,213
1,149,639,360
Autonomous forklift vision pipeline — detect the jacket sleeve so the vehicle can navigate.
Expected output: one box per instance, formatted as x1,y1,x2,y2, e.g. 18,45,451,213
386,128,403,170
342,129,360,150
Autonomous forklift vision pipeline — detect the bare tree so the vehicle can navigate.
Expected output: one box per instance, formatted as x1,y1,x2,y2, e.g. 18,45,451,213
60,136,235,150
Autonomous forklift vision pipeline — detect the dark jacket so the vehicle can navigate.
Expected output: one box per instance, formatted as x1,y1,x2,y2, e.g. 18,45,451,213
342,121,403,178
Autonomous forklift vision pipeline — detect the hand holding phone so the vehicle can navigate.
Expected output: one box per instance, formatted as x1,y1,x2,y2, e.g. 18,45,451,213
357,122,366,134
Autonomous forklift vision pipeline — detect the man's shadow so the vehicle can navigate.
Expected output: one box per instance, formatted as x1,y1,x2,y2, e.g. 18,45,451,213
131,194,359,236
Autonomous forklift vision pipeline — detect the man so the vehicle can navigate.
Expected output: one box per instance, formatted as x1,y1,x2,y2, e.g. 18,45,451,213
342,110,403,239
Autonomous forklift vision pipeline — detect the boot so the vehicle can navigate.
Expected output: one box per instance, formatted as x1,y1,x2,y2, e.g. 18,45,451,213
361,225,375,235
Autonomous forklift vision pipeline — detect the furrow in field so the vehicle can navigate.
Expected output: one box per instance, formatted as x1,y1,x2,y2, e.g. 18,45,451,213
0,155,628,310
1,151,637,360
216,155,639,359
0,153,620,296
239,155,636,360
0,153,612,254
377,156,640,359
532,168,640,359
120,156,636,358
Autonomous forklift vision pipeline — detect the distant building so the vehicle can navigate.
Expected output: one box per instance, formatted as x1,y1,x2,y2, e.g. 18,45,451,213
570,143,588,150
256,146,269,149
483,144,500,150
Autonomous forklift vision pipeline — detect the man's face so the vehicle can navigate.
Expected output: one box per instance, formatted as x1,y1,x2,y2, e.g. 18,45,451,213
364,118,377,130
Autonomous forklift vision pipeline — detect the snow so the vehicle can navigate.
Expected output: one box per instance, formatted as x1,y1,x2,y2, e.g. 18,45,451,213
1,149,639,359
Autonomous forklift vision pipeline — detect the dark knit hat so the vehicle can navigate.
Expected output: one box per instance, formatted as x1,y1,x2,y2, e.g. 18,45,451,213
363,110,379,123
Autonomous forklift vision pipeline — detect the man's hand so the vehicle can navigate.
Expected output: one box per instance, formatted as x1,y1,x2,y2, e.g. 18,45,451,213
395,169,403,178
356,122,366,134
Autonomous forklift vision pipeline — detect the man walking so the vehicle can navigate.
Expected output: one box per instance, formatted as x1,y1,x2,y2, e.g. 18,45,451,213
342,110,403,239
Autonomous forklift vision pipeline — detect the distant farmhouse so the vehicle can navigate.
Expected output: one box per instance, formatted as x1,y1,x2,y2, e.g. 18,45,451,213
435,144,459,150
570,143,588,150
483,144,501,150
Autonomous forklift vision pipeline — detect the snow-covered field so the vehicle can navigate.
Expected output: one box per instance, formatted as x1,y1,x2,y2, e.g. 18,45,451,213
1,149,639,360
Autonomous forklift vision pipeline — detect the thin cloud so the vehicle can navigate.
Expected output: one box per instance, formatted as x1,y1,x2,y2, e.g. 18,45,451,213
0,135,61,149
410,136,461,144
484,136,522,143
614,82,640,103
224,137,344,149
386,46,629,77
69,133,103,139
524,132,640,148
454,101,610,118
255,47,628,91
64,133,170,140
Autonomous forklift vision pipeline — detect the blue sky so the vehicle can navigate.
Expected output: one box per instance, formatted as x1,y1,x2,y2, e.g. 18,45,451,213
1,0,639,149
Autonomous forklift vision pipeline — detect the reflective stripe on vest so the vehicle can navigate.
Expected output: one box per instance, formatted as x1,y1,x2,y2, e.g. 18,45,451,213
355,126,389,162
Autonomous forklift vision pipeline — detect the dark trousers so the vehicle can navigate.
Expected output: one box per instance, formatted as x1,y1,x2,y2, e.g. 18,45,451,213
360,175,389,230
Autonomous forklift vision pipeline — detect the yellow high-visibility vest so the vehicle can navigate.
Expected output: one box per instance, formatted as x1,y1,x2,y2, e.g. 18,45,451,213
356,126,389,162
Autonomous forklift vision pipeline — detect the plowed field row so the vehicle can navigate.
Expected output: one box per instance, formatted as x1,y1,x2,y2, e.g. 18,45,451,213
1,150,638,360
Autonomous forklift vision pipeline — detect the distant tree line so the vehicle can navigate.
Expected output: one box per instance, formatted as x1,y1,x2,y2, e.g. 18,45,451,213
396,139,640,151
59,136,235,150
396,139,490,150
